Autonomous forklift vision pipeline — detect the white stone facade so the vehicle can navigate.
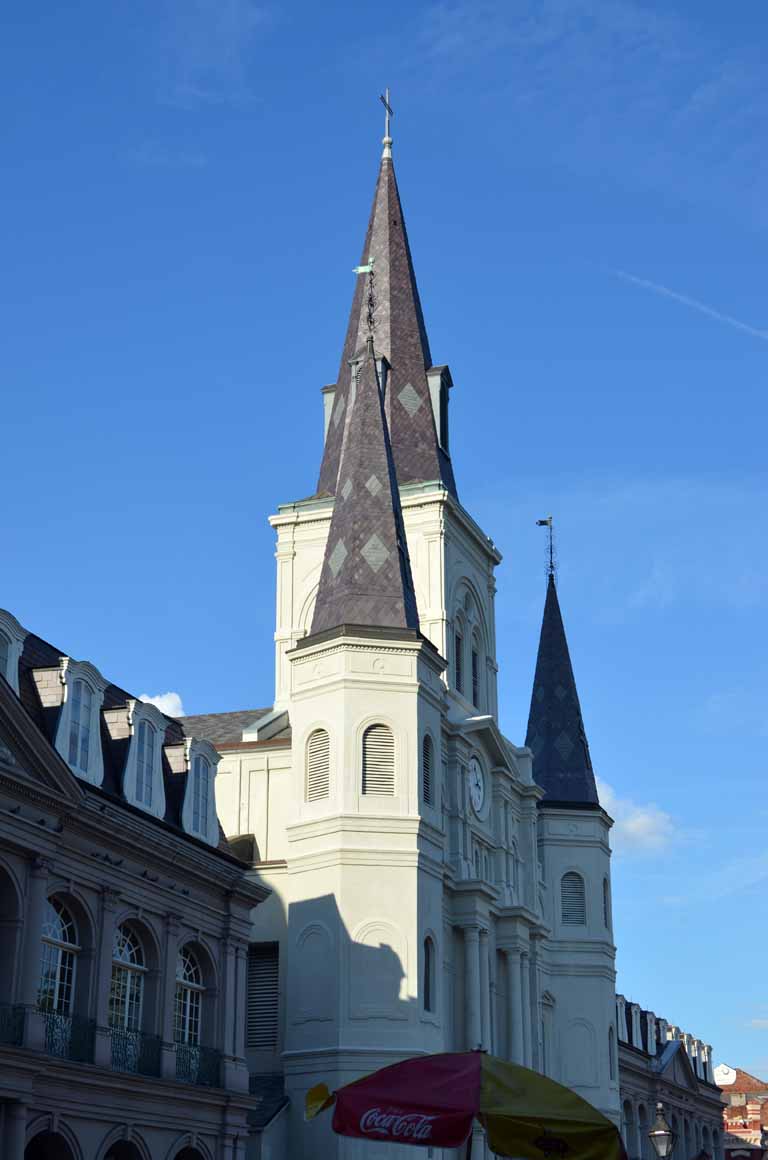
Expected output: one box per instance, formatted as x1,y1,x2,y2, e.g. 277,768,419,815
215,473,621,1158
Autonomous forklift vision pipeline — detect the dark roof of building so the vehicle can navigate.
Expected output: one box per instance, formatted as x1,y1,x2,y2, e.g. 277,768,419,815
316,147,457,500
310,338,420,635
525,574,600,808
178,708,272,745
9,624,239,859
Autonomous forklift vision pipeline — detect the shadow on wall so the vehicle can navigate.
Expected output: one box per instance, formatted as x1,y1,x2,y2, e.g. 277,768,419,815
286,893,420,1053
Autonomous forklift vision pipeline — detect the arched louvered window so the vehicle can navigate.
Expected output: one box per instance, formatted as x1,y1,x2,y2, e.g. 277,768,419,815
306,729,330,801
422,734,433,805
246,942,279,1050
362,724,395,795
560,871,586,925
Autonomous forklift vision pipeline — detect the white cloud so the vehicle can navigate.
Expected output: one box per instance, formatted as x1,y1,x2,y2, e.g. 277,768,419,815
597,777,674,855
160,0,267,108
139,691,186,717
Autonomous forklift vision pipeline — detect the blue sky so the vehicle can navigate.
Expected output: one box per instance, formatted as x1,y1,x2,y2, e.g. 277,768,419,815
2,0,767,1076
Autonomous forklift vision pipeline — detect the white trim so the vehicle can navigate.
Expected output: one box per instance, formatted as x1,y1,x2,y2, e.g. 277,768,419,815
0,609,27,694
181,738,220,847
123,699,168,819
54,657,109,786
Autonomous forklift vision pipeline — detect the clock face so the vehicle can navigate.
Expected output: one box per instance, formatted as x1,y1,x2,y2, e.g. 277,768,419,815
469,757,485,815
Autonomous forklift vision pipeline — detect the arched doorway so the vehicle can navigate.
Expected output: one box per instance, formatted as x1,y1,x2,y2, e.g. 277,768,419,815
25,1132,76,1160
104,1145,143,1160
175,1151,206,1160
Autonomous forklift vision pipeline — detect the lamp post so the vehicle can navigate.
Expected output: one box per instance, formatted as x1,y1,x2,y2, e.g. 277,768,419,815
648,1103,677,1160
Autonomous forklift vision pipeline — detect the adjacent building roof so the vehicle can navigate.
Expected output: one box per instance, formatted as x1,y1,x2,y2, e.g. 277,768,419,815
316,143,457,499
719,1068,768,1094
179,708,272,745
525,573,600,808
310,337,420,635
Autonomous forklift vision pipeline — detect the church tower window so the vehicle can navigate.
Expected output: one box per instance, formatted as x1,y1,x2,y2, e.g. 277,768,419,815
306,728,330,801
471,638,480,707
422,734,433,805
362,724,395,795
603,877,611,928
560,871,586,925
423,936,436,1012
454,630,464,694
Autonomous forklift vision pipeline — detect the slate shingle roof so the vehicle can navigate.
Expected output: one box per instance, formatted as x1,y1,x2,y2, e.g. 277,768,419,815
178,709,272,745
316,148,457,500
525,574,600,808
311,338,420,635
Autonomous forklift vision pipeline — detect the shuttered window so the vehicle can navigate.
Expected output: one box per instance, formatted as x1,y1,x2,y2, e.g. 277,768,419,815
603,877,610,928
454,631,464,694
306,728,330,801
422,734,433,805
362,724,395,795
560,872,586,925
246,943,279,1050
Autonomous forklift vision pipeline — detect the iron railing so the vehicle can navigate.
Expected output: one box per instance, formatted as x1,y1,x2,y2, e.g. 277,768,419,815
175,1042,221,1087
109,1027,162,1077
0,1004,24,1047
41,1010,95,1063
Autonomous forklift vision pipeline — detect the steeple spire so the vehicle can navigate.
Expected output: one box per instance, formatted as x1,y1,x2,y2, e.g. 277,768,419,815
525,573,600,807
310,337,419,636
316,105,457,500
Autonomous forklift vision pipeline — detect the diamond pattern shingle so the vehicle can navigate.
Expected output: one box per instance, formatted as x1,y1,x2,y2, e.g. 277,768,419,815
316,151,457,499
525,575,600,807
310,340,420,635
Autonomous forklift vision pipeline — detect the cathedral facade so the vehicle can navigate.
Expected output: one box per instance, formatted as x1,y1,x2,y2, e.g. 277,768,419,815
204,123,621,1159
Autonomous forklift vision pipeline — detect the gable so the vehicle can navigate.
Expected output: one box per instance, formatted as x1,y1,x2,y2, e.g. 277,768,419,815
0,676,84,804
657,1040,700,1092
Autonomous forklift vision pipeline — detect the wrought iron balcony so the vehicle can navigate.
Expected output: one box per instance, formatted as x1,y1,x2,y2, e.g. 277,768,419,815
0,1004,24,1047
41,1010,95,1063
109,1026,162,1077
175,1042,221,1087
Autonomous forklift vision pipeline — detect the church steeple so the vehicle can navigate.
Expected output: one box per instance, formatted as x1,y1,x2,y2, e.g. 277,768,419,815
316,114,457,500
525,573,600,807
310,337,420,636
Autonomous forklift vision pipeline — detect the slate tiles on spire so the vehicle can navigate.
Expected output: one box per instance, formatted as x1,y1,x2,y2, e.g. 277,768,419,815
317,153,457,499
525,574,600,808
310,340,420,636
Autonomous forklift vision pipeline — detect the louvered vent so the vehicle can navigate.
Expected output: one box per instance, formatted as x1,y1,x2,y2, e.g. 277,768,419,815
362,724,395,795
560,872,586,925
422,734,433,805
246,943,279,1049
306,729,330,801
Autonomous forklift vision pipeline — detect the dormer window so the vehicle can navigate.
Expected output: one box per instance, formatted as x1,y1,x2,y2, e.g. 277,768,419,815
136,721,155,807
54,659,108,786
192,755,210,838
0,609,27,694
181,739,219,846
123,700,167,819
68,679,92,772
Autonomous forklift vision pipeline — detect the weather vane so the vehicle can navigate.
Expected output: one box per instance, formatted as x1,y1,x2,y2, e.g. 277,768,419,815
536,515,556,578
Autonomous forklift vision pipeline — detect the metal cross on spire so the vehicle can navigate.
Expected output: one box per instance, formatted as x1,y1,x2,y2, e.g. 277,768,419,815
380,88,393,159
536,515,556,579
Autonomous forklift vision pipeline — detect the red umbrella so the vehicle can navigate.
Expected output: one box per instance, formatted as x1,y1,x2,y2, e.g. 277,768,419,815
306,1049,627,1160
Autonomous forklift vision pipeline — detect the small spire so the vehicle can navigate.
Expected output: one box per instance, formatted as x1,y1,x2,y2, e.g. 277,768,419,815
380,88,393,160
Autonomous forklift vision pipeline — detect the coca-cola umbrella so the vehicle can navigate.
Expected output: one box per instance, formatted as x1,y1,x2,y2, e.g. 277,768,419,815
305,1050,626,1160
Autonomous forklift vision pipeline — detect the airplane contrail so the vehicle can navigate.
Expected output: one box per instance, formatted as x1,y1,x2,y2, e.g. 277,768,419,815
613,268,768,342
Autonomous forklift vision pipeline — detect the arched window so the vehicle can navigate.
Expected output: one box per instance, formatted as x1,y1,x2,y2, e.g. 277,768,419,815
609,1025,616,1080
0,631,9,680
67,679,92,772
39,898,79,1014
306,728,330,801
192,755,210,837
175,946,204,1046
454,627,464,694
136,721,155,807
560,872,586,925
603,877,611,928
110,924,146,1032
471,632,481,708
422,734,433,805
423,936,436,1013
362,724,395,795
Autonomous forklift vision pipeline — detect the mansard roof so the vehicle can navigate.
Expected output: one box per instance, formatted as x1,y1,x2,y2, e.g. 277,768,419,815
525,574,600,808
310,338,420,636
179,708,272,745
316,145,457,499
3,615,240,858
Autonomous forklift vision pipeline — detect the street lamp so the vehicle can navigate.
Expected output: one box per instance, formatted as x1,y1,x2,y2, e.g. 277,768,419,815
648,1103,677,1160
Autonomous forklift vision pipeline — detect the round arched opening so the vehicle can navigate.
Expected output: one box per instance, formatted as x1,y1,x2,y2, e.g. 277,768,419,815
104,1144,144,1160
25,1131,77,1160
174,1150,206,1160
